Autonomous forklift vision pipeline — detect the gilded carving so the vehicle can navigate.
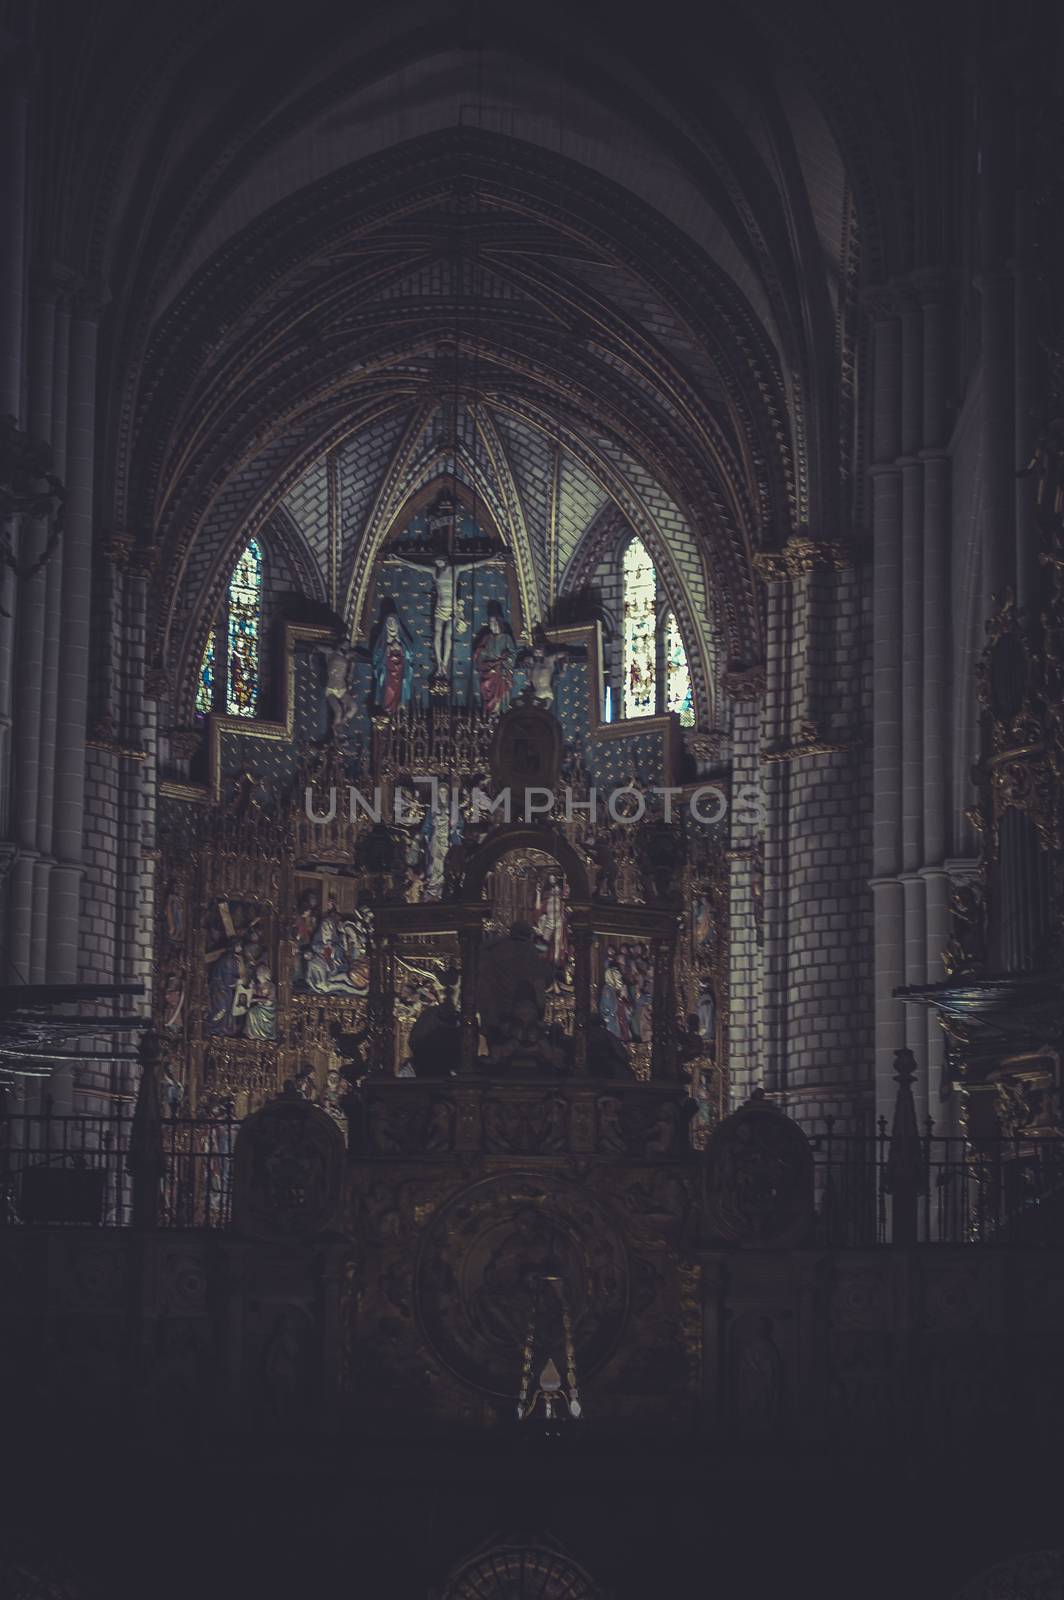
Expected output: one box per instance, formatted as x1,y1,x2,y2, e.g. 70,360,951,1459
413,1173,628,1398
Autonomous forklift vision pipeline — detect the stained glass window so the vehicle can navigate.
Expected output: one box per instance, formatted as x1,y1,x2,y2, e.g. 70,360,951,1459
622,537,657,719
618,539,696,726
195,627,217,717
665,610,694,727
226,538,263,717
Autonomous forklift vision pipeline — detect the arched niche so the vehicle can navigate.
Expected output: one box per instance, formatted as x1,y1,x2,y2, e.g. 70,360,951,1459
462,825,591,905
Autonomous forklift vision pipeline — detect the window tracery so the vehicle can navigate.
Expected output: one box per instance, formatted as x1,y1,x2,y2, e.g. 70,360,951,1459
619,537,694,726
226,538,263,716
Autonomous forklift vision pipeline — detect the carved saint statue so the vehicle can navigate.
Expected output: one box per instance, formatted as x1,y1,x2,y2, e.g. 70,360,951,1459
516,624,579,709
245,961,277,1040
472,600,517,716
322,642,359,733
420,783,462,901
369,601,413,715
388,552,482,678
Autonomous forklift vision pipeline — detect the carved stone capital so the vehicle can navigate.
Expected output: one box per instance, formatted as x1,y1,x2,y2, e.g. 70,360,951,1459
754,537,852,581
721,665,766,701
752,550,791,582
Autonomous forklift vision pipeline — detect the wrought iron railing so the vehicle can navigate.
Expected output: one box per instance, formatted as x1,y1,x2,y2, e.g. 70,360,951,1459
0,1104,236,1229
811,1118,1064,1246
2,1100,1062,1243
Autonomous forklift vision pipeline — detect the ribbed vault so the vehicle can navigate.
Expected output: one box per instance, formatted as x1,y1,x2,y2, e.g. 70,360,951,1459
120,129,813,719
47,1,928,729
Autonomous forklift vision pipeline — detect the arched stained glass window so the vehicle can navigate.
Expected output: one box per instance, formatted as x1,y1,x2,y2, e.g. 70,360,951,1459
664,610,694,727
619,537,696,726
226,538,263,716
194,537,264,719
622,537,657,719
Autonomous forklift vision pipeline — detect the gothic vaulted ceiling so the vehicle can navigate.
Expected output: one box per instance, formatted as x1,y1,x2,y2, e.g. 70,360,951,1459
22,0,944,717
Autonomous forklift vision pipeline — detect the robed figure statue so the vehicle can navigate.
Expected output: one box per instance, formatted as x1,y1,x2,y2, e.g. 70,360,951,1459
370,599,413,715
472,600,517,717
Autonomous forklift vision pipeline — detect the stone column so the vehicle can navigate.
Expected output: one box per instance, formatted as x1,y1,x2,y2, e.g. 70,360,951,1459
723,675,764,1106
975,46,1015,608
33,276,72,984
7,279,57,979
898,285,927,1092
865,290,907,1122
48,291,102,989
1011,83,1037,611
918,273,952,1128
110,552,156,1091
0,51,30,820
756,563,792,1100
760,544,869,1137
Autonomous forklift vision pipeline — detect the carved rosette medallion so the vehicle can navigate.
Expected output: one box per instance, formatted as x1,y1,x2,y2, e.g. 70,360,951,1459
414,1172,628,1397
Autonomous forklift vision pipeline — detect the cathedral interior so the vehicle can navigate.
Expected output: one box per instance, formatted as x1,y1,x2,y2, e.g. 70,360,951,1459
1,1,1063,1595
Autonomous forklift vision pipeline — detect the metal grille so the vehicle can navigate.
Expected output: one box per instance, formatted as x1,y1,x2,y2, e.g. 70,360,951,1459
813,1120,1064,1246
0,1104,235,1229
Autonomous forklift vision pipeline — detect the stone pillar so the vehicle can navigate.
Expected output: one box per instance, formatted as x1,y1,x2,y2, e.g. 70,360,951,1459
48,292,102,988
975,40,1015,608
1010,72,1038,611
0,51,30,819
125,553,158,1028
7,280,57,979
918,274,951,1128
33,277,72,985
752,541,869,1134
757,566,792,1099
724,677,764,1106
865,290,906,1122
899,285,925,1087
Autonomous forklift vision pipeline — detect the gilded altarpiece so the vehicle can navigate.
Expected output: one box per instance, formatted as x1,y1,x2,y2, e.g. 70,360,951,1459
154,496,730,1416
